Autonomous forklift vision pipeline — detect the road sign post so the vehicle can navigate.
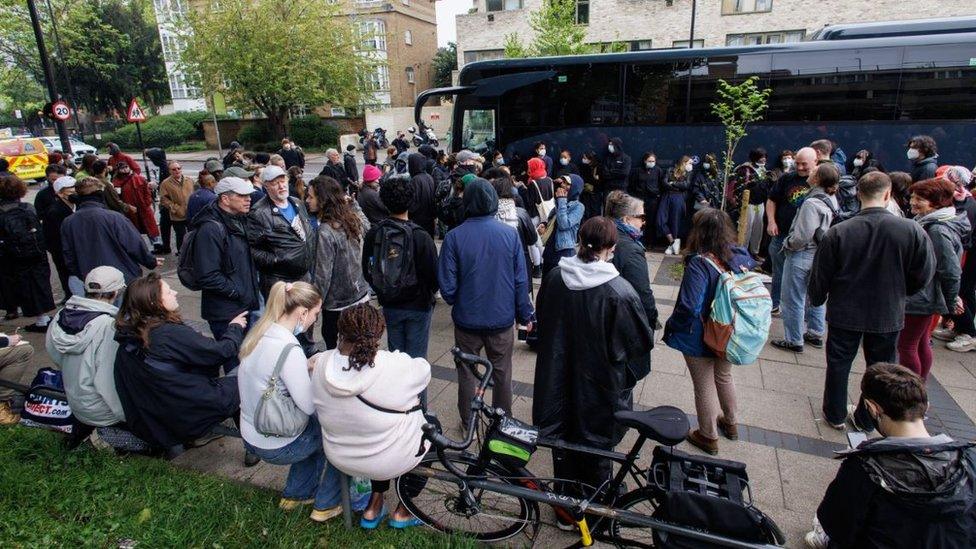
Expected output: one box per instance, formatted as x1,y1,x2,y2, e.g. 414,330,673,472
126,98,151,180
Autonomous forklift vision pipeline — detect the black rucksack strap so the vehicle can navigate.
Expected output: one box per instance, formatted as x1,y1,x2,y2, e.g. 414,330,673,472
356,394,423,415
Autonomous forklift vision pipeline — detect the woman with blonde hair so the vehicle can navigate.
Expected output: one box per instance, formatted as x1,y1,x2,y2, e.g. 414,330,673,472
657,155,693,255
237,281,344,522
312,303,430,529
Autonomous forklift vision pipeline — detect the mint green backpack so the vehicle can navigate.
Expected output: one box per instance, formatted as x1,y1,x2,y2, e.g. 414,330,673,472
701,257,772,365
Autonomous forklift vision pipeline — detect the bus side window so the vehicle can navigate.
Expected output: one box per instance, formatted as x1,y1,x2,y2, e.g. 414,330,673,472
462,109,495,154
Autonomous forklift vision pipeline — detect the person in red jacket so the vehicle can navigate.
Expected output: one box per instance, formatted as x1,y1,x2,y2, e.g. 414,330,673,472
113,161,161,252
107,143,141,176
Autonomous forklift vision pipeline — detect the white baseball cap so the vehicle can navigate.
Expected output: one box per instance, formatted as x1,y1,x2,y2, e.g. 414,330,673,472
261,165,287,183
53,176,76,193
214,176,254,195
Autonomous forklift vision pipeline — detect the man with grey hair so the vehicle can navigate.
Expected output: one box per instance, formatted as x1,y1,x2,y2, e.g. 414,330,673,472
319,147,353,191
607,190,658,386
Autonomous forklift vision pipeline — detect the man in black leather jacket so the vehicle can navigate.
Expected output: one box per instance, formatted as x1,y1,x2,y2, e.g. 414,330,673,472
245,165,314,298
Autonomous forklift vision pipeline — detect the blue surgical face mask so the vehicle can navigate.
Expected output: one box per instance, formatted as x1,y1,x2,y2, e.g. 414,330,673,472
293,319,305,336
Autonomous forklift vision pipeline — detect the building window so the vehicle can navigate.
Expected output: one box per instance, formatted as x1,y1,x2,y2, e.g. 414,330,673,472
462,49,505,64
358,19,387,51
672,39,704,48
486,0,522,12
721,0,772,15
576,0,589,25
631,40,653,51
726,29,804,45
331,107,347,117
404,30,412,45
290,104,309,117
160,34,179,63
405,66,416,84
168,72,199,100
365,65,390,92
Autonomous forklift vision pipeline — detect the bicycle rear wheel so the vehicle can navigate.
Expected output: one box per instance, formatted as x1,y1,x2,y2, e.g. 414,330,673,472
607,488,661,548
396,452,539,542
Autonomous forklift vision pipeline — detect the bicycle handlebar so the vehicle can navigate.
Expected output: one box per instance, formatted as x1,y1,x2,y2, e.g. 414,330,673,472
421,348,497,453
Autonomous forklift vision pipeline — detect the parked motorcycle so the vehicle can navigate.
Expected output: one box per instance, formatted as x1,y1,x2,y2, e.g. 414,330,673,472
358,127,389,148
408,125,439,148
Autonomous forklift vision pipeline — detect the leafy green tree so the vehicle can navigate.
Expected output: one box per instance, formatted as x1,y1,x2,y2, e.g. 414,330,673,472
710,76,771,211
432,42,457,88
0,0,169,114
504,0,590,58
180,0,373,139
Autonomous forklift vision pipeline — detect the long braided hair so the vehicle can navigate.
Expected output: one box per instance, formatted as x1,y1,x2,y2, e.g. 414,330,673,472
337,303,386,371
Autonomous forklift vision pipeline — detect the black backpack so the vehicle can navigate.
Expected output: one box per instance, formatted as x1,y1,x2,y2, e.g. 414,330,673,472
813,194,843,244
369,219,419,302
0,203,46,260
178,220,225,291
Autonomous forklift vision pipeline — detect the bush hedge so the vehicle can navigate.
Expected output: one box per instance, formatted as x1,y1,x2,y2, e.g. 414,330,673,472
100,114,195,149
288,115,339,149
236,122,273,148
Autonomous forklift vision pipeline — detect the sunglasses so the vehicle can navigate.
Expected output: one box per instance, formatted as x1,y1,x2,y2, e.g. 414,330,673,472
632,214,646,221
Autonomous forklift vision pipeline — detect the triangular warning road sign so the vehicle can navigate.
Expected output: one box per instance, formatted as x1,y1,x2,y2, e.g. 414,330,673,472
126,98,147,123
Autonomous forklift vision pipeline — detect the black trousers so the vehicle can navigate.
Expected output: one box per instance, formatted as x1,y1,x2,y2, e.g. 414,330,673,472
159,207,172,250
951,251,976,337
321,309,341,349
50,252,71,301
552,447,613,499
823,325,898,425
642,196,660,248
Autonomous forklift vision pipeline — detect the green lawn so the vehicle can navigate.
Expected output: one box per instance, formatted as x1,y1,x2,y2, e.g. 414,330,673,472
0,426,472,548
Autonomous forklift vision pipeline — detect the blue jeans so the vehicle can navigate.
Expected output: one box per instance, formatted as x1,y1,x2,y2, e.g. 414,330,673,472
243,417,341,510
781,248,825,345
768,236,786,308
384,306,433,408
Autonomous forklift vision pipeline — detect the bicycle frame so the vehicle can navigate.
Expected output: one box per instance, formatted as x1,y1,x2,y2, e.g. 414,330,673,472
409,461,779,549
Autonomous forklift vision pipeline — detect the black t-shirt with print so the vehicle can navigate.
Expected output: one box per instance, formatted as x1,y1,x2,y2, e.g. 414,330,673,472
768,171,810,233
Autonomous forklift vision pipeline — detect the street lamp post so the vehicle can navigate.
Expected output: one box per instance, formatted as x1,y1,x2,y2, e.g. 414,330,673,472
44,0,85,142
26,0,72,155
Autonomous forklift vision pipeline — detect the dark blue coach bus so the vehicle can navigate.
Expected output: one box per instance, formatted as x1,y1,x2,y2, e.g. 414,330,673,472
415,22,976,172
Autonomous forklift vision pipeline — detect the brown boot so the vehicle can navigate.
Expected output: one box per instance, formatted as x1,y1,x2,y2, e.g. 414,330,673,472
0,401,20,426
717,416,739,441
686,429,718,455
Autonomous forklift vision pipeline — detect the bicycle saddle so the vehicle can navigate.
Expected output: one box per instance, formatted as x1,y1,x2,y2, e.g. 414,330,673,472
614,406,689,447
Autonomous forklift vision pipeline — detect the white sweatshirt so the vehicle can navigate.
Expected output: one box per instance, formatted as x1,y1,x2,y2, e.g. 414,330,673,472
312,349,430,481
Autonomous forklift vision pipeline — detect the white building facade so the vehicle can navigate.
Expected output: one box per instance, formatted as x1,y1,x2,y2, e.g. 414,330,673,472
153,0,206,113
455,0,976,67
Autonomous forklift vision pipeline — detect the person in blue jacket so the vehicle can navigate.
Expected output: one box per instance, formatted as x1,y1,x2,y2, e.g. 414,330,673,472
540,174,585,276
437,178,535,428
664,208,756,456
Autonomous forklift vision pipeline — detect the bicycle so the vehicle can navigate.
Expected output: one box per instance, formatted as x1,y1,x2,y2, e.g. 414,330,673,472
396,348,786,548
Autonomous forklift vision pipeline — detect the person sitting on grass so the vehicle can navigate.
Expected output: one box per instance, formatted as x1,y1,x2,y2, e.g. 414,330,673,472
311,303,430,530
805,362,976,549
113,272,247,459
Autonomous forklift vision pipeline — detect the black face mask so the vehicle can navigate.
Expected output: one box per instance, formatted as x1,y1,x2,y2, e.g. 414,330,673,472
68,194,80,204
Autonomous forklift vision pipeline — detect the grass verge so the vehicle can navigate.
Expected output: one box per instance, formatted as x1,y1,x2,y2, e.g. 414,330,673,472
0,426,472,548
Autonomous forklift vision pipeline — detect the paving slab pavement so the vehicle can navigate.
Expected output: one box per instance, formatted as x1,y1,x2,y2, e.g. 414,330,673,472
5,239,976,547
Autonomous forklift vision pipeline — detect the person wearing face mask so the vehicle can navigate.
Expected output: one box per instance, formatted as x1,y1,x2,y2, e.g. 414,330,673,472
771,150,795,182
848,149,883,180
907,135,939,182
246,165,315,301
533,141,553,176
579,150,602,222
238,281,346,523
630,152,664,246
658,155,693,255
534,217,652,522
553,149,578,179
492,150,505,168
539,174,585,277
805,363,976,549
693,153,724,211
727,148,771,258
43,176,77,300
113,161,163,253
601,137,631,193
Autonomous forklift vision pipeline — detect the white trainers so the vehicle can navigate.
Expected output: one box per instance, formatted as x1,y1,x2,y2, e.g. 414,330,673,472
804,530,829,549
947,334,976,353
932,327,958,341
673,238,681,253
664,241,675,255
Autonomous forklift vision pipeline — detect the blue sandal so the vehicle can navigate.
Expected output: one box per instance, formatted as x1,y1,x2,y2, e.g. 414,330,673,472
388,516,424,529
360,506,387,529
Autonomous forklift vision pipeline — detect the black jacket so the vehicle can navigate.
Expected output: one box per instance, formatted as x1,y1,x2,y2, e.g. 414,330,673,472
33,185,56,219
817,436,976,549
362,217,439,311
407,153,438,237
42,198,73,262
911,155,939,182
145,148,169,181
955,196,976,250
533,261,652,449
278,148,303,169
356,184,389,225
190,202,260,322
343,152,359,184
245,195,314,289
601,137,632,192
553,161,579,179
630,165,665,199
319,161,350,189
809,208,935,333
610,224,656,383
114,322,241,448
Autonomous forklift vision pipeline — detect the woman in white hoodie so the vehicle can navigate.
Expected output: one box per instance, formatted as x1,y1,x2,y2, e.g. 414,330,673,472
238,281,344,523
312,303,430,530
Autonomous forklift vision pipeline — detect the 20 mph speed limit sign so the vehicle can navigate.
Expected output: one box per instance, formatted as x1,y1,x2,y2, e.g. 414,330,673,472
51,100,70,121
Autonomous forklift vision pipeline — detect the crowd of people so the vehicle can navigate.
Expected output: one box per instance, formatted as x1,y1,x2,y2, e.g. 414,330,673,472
0,129,974,545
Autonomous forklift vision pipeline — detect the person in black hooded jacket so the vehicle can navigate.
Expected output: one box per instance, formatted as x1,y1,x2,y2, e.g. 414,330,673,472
533,217,651,519
808,362,976,549
601,137,631,193
407,153,437,237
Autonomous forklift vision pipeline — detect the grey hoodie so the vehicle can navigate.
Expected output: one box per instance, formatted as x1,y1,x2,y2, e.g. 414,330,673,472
45,296,125,426
784,186,835,252
558,255,620,290
906,207,969,315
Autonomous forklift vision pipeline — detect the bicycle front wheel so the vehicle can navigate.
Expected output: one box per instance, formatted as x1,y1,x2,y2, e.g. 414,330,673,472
396,452,539,542
607,488,661,548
